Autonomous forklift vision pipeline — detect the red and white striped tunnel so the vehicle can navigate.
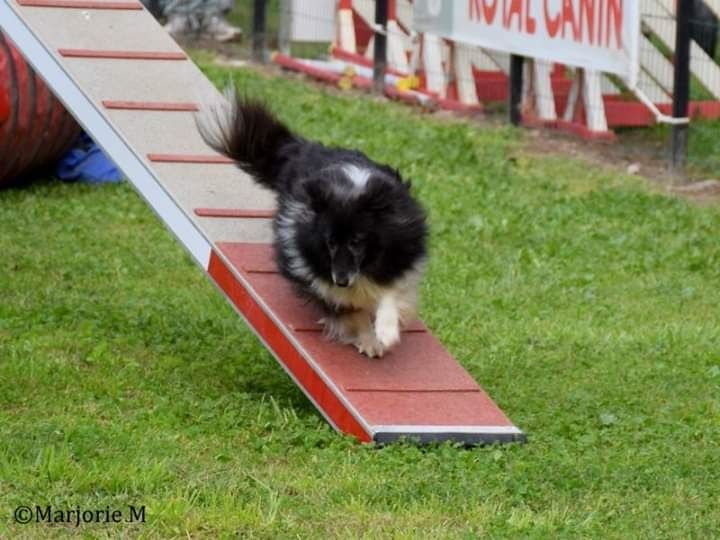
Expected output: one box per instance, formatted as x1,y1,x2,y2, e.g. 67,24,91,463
0,31,81,185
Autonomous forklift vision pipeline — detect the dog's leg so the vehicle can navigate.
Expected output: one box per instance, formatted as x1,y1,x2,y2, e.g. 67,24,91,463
353,313,385,358
375,294,401,351
323,310,386,358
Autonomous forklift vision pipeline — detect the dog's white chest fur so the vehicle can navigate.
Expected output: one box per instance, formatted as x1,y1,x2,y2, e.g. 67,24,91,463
313,276,385,311
312,264,423,322
311,267,423,357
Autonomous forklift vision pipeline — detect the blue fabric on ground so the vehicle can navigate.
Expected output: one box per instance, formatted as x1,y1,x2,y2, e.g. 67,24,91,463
56,133,123,184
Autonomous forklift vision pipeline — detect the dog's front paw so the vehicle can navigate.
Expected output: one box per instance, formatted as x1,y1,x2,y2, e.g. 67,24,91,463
374,316,400,351
354,332,385,358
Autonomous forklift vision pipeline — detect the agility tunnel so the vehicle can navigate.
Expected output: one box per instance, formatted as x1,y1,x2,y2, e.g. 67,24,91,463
0,31,80,185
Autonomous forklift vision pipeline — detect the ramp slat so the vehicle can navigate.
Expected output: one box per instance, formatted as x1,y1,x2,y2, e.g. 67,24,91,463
17,0,142,7
59,49,186,60
194,208,275,219
147,154,234,164
102,100,199,111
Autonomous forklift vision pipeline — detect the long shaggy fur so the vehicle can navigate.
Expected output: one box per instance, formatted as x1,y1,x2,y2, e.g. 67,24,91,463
199,93,428,357
197,97,295,190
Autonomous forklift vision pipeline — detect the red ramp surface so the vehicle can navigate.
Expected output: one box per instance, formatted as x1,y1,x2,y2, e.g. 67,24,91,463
210,243,524,444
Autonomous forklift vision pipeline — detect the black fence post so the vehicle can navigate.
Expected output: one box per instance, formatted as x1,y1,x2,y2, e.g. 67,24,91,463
373,0,388,94
252,0,267,64
509,55,524,126
671,0,693,171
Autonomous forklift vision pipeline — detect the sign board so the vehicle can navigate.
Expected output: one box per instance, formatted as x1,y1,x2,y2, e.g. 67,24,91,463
290,0,336,42
414,0,640,86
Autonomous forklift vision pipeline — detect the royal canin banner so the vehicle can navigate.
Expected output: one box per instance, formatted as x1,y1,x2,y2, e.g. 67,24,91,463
413,0,641,85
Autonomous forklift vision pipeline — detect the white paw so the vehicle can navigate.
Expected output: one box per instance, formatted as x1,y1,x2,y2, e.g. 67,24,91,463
375,317,400,350
354,332,385,358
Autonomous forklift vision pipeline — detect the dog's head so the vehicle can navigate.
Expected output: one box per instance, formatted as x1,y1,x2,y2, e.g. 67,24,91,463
296,164,427,288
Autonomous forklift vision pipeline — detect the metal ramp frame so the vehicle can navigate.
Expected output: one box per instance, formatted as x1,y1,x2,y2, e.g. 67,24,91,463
0,0,524,445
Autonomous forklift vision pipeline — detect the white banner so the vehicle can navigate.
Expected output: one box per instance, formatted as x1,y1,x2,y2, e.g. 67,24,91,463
414,0,640,86
290,0,336,42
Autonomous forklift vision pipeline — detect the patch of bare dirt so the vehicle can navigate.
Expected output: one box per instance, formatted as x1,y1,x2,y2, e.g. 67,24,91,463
522,126,673,182
520,126,720,204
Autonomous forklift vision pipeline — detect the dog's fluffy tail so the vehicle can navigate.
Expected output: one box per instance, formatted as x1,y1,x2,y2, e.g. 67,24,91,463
197,92,295,191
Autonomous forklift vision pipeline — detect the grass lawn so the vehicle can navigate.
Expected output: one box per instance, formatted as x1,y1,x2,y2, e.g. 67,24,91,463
1,61,720,538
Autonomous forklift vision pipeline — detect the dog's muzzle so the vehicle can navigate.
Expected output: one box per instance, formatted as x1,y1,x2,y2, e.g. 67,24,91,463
332,272,356,288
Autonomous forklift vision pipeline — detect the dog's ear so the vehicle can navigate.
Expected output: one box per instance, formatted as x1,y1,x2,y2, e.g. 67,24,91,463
387,165,412,190
359,177,394,214
304,178,330,213
379,164,405,185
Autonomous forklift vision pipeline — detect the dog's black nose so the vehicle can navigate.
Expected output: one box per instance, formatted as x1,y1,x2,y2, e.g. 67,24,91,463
334,276,349,287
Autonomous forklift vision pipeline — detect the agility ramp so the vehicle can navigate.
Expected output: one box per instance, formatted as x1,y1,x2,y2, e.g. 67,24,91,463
0,1,524,445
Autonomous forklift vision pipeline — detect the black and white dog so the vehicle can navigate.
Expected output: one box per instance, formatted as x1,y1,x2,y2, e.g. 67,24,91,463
200,94,427,357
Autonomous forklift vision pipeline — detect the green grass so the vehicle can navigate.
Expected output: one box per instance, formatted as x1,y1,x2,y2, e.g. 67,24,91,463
223,1,329,60
688,119,720,175
2,63,720,538
225,0,280,42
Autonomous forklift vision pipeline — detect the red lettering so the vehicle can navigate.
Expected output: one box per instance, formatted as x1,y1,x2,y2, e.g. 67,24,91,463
469,0,482,20
525,0,537,33
504,0,523,30
562,0,581,41
471,0,622,49
544,0,561,37
483,0,500,23
606,0,622,48
580,0,596,44
469,0,503,26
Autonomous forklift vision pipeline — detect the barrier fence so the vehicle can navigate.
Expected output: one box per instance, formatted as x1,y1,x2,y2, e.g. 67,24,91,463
230,0,719,179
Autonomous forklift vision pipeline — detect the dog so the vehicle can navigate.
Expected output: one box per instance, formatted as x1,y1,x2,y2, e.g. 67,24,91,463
199,93,427,357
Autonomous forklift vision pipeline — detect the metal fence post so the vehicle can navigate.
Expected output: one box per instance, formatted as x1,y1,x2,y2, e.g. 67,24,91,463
509,55,524,126
252,0,267,64
373,0,388,94
671,0,694,171
278,0,291,56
